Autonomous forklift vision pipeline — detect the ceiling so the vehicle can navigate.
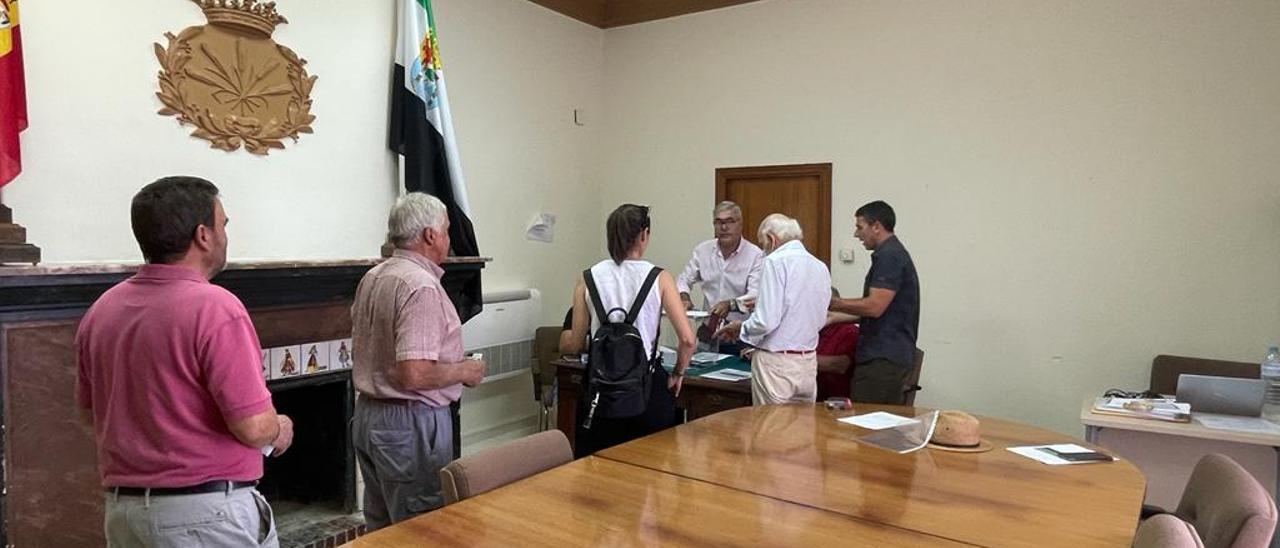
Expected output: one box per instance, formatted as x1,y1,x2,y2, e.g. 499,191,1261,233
525,0,763,29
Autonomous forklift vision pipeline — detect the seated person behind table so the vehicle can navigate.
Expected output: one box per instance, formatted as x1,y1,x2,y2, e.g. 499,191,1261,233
715,214,830,405
817,287,860,400
559,307,586,357
676,201,763,354
562,204,695,456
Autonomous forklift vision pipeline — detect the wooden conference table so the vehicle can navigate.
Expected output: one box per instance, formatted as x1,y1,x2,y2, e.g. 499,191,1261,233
349,404,1146,547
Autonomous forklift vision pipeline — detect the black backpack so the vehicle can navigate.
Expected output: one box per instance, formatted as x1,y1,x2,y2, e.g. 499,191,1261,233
581,266,662,429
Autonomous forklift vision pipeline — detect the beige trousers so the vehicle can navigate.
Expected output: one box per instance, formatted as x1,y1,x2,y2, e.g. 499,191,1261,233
104,487,277,548
750,350,818,405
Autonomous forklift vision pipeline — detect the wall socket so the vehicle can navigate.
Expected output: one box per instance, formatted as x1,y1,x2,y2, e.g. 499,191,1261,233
839,249,855,263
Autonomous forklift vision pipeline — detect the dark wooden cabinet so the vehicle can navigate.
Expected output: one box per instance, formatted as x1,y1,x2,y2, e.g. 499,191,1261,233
554,359,752,451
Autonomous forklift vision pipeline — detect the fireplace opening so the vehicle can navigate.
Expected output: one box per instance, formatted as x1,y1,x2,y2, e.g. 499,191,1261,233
261,371,363,546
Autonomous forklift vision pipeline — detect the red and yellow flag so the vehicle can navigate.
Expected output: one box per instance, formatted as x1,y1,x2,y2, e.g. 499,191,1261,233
0,0,27,187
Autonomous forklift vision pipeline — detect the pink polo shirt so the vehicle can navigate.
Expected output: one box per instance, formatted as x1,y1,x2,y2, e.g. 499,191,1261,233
75,264,273,488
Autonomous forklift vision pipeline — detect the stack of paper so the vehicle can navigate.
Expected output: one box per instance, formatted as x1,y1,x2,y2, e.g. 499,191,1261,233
691,352,734,365
1091,397,1191,422
1008,444,1115,465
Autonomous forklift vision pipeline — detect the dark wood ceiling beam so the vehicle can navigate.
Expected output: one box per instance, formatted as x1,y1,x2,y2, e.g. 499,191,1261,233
524,0,608,28
524,0,763,29
604,0,762,28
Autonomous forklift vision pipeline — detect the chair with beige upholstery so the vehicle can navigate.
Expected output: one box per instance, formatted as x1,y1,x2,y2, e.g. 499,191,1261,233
439,430,573,505
1134,514,1205,548
1149,453,1278,548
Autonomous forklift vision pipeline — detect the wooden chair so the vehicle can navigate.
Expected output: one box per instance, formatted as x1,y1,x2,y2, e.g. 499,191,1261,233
902,347,924,406
1133,514,1204,548
439,430,573,505
531,325,562,431
1149,355,1257,396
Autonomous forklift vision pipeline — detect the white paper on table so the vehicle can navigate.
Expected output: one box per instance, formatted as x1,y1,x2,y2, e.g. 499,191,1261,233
701,369,751,382
1007,445,1115,466
691,352,734,364
1196,415,1280,433
1008,446,1072,465
855,410,940,454
839,411,920,430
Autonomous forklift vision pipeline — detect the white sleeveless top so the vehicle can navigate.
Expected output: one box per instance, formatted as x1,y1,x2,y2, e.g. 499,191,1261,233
586,259,663,358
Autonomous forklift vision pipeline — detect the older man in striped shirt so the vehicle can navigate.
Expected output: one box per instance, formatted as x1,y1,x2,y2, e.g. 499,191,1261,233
350,193,486,530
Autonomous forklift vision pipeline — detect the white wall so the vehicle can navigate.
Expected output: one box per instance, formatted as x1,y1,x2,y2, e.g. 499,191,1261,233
599,0,1280,434
12,0,1280,438
8,0,605,446
11,0,397,261
435,0,606,322
9,0,606,321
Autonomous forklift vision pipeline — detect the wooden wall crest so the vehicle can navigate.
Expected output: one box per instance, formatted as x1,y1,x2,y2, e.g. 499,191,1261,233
155,0,316,155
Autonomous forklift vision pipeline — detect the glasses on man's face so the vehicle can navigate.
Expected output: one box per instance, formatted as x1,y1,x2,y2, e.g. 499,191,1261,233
713,217,740,227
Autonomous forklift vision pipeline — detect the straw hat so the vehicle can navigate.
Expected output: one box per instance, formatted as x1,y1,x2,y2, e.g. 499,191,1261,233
927,411,993,453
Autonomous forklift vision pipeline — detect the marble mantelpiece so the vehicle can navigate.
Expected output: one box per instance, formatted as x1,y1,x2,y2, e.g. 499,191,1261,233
0,257,488,546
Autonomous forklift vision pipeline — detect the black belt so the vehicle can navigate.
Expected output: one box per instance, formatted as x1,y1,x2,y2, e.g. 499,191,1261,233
108,480,257,497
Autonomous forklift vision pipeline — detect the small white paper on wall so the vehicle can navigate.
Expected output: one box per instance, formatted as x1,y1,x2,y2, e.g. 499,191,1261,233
525,213,557,243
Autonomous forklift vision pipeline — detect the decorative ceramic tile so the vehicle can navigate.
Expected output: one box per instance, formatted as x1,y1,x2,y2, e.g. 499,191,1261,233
271,345,303,379
329,338,353,369
301,341,330,375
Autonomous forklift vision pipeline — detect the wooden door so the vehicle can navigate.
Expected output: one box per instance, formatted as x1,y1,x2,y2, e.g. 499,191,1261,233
715,163,832,266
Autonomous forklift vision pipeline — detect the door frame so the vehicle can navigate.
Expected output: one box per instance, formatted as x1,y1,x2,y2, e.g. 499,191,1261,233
715,163,833,266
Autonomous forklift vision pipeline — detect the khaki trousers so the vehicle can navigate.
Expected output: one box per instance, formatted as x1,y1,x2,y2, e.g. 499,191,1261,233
104,487,277,548
750,350,818,405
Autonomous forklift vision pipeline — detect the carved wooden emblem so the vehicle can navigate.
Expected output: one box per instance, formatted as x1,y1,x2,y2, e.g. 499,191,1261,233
154,0,316,155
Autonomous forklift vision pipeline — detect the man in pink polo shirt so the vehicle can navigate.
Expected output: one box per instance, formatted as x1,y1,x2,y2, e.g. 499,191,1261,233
76,176,294,547
351,192,485,530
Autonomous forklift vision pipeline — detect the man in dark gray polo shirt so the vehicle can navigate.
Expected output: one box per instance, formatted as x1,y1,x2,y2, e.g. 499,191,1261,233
830,201,919,404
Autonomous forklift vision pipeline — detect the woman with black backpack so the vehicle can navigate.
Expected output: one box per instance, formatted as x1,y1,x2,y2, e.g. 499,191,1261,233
562,204,696,457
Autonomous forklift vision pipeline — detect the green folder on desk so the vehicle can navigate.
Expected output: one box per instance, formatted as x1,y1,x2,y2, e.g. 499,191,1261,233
664,356,751,379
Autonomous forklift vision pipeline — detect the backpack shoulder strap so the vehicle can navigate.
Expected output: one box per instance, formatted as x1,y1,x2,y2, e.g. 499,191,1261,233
583,268,609,324
624,267,663,325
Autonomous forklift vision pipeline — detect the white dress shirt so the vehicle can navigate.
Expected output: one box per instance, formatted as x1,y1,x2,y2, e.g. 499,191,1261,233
738,240,831,352
676,238,764,322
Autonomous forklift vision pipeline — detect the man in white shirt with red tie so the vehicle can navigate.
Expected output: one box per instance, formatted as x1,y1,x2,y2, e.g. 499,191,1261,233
677,201,764,354
716,214,831,405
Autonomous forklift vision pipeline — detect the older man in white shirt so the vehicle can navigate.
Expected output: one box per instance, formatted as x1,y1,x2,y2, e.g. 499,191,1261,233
716,214,831,405
677,201,764,323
